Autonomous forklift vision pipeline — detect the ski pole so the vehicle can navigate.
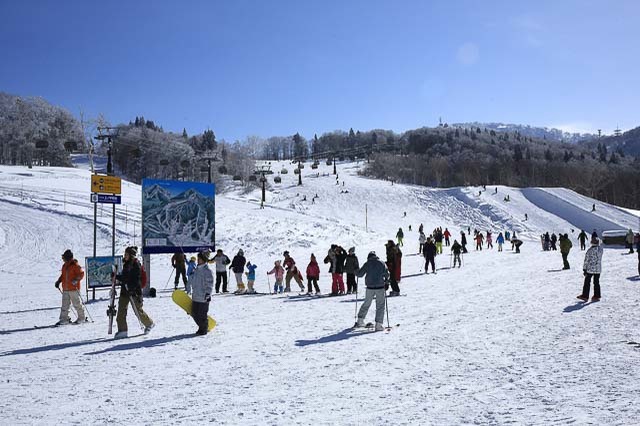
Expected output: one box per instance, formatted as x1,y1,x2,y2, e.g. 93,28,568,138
126,289,146,330
384,288,391,330
267,273,272,295
57,287,78,321
77,294,94,323
163,268,175,290
354,277,359,322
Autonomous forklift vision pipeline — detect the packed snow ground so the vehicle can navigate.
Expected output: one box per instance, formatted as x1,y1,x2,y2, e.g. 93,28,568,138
0,161,639,425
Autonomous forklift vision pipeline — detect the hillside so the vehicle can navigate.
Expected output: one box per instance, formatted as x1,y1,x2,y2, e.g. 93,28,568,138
0,162,639,424
581,126,640,157
452,122,597,144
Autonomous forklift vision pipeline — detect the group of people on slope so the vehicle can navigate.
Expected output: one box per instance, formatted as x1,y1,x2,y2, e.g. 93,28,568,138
208,248,258,294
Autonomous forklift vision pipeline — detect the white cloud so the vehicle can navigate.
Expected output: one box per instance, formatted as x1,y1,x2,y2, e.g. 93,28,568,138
548,121,597,135
456,43,479,66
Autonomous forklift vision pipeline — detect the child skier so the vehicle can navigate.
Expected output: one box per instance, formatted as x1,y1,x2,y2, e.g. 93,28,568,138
245,261,257,294
267,260,285,294
186,256,197,294
306,254,321,294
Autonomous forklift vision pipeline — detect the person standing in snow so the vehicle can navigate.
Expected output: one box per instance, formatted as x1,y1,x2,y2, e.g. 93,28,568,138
283,251,305,292
434,228,444,254
486,231,493,249
267,260,285,293
385,240,402,296
344,247,360,294
396,227,404,247
460,230,468,253
419,223,424,234
578,230,588,251
190,250,214,335
171,251,187,290
560,233,573,270
625,229,635,254
577,236,604,302
306,254,321,294
115,246,154,338
504,230,511,241
423,237,437,273
211,249,230,293
245,261,257,294
636,234,640,276
354,251,390,332
418,231,427,255
475,232,484,251
334,246,347,294
550,233,558,251
54,249,86,325
230,249,247,294
186,256,197,294
451,239,462,268
443,228,451,247
496,232,505,252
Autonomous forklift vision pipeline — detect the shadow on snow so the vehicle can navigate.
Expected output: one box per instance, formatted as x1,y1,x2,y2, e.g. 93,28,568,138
295,327,374,347
85,333,195,355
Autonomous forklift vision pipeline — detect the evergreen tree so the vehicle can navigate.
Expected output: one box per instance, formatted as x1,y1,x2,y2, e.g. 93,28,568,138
182,128,188,139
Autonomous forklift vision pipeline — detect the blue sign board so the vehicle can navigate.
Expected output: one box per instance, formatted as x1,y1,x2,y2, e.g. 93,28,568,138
91,194,121,204
141,179,215,254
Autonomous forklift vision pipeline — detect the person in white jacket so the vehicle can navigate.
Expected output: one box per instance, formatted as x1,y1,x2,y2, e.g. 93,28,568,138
577,237,604,302
191,251,214,335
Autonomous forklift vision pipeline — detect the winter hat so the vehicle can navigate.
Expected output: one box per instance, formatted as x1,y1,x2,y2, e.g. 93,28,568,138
197,250,210,262
367,251,377,260
217,249,223,253
62,249,73,261
283,251,289,256
125,246,138,257
238,249,244,256
348,247,355,254
190,256,197,262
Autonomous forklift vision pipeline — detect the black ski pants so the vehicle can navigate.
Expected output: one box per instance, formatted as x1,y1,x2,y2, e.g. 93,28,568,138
307,277,320,293
388,269,400,293
174,265,187,287
562,253,570,269
581,273,601,299
215,271,228,293
424,256,435,273
346,273,357,293
192,300,209,334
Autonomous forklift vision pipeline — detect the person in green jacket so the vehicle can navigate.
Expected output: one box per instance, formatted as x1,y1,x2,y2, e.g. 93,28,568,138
560,233,573,270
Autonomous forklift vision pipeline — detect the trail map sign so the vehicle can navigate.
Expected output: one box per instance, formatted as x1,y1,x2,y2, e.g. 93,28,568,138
141,179,215,254
86,256,123,288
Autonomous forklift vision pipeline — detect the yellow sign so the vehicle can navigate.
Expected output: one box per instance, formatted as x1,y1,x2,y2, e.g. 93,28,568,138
91,174,122,195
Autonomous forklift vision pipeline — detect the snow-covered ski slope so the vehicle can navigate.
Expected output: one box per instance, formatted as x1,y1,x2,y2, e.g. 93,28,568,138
1,161,639,425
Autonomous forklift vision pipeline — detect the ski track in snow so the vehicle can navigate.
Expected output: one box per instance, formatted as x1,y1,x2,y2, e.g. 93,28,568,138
1,162,639,425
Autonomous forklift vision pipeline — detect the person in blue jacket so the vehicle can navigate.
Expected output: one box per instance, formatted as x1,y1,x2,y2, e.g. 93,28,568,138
186,256,197,294
245,261,258,294
496,232,505,252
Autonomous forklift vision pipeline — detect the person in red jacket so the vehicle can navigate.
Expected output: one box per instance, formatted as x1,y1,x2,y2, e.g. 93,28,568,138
306,254,321,294
443,228,452,247
283,251,305,292
54,249,86,325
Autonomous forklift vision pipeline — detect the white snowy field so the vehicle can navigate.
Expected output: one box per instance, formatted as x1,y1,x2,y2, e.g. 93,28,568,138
0,160,639,425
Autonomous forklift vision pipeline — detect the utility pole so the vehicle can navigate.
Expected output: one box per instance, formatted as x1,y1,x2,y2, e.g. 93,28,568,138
297,158,303,186
333,155,337,175
255,163,272,207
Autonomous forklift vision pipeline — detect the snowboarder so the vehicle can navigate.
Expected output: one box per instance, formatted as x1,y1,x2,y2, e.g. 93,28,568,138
283,251,305,292
578,230,588,250
230,249,247,294
306,254,321,294
559,233,573,270
418,231,427,254
245,261,257,294
443,228,451,247
211,249,230,293
190,250,214,335
577,236,603,302
186,256,197,294
460,230,468,253
344,247,360,294
451,240,462,268
511,238,523,254
115,246,154,338
385,240,402,296
423,237,437,273
54,249,86,325
496,232,505,252
354,251,390,332
626,229,635,254
396,227,404,247
171,251,187,290
267,260,285,293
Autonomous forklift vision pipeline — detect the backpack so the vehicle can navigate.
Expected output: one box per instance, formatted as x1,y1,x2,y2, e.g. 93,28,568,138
137,259,148,289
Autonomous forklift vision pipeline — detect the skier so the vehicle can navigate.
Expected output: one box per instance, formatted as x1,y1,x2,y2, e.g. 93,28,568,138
324,246,338,294
211,249,230,293
230,249,247,294
560,233,573,270
475,232,484,251
505,230,511,241
396,227,404,247
115,246,154,338
511,238,523,254
245,261,257,294
524,213,528,221
305,254,321,295
283,251,305,292
486,231,493,249
626,229,635,254
418,231,427,254
54,249,86,325
344,247,360,294
591,203,596,212
418,223,424,234
496,232,505,252
354,251,390,332
171,251,187,290
543,232,550,251
190,250,214,335
267,260,285,293
434,228,444,254
460,230,468,253
577,236,603,302
186,256,197,294
423,237,437,273
334,246,347,294
443,228,451,247
578,230,588,250
385,240,402,296
451,240,462,268
550,233,558,251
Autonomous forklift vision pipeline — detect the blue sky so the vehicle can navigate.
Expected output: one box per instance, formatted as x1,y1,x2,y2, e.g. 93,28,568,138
1,0,638,141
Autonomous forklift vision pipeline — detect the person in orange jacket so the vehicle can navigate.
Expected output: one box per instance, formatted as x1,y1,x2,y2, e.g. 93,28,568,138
54,249,86,325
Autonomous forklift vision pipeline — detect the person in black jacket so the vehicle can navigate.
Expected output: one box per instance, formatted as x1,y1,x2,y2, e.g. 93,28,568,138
230,249,247,294
334,246,347,295
423,237,437,274
115,246,154,339
344,247,360,294
451,240,462,268
460,230,468,253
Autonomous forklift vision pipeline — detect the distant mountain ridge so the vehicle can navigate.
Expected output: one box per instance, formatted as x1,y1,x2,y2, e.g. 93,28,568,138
451,122,597,144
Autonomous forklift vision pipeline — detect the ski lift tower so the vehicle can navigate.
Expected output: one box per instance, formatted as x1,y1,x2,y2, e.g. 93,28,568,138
255,163,271,207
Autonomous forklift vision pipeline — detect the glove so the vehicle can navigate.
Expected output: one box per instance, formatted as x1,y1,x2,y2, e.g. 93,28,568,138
54,280,60,289
583,270,587,276
205,294,211,302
